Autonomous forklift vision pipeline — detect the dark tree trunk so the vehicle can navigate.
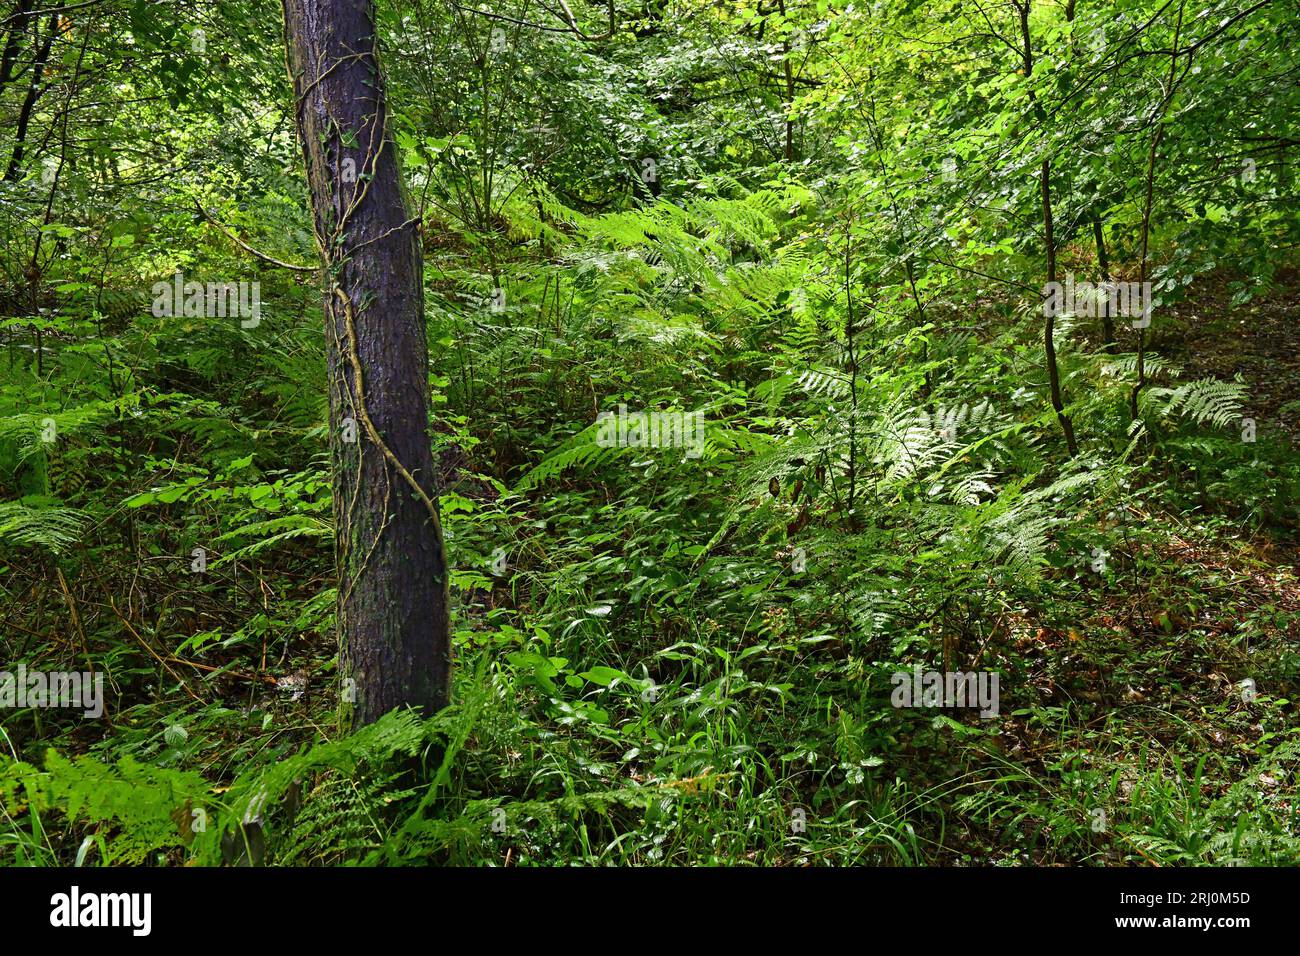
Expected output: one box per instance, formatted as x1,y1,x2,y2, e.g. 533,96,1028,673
1017,0,1078,458
1091,213,1117,352
0,0,36,101
282,0,450,725
1039,161,1078,457
3,11,56,182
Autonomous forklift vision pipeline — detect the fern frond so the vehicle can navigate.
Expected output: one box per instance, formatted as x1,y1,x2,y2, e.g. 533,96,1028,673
0,499,89,553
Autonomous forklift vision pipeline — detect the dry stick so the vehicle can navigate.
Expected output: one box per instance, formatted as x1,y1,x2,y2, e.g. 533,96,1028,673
310,204,365,625
193,199,317,273
54,567,94,680
292,51,367,114
162,655,277,686
330,50,443,540
543,0,616,40
109,598,203,703
331,286,444,539
339,480,392,612
445,1,575,35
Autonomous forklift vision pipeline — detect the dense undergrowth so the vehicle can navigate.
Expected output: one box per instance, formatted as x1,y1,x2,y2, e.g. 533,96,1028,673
1,0,1298,865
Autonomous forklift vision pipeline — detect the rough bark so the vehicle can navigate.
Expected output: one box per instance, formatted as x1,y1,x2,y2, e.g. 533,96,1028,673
281,0,450,725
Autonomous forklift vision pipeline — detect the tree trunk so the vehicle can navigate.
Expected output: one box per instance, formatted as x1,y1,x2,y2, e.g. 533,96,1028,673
1039,160,1079,457
1091,213,1117,352
282,0,450,725
1131,0,1186,422
3,11,56,182
1018,1,1078,458
0,0,36,101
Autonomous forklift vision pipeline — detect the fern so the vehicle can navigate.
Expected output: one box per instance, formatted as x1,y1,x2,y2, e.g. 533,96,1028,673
211,514,332,566
1156,377,1247,429
796,367,851,400
0,499,89,553
0,751,210,865
514,423,622,492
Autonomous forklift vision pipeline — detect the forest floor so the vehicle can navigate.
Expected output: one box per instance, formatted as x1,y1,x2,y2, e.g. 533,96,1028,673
932,273,1300,865
1167,268,1300,448
4,270,1297,867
